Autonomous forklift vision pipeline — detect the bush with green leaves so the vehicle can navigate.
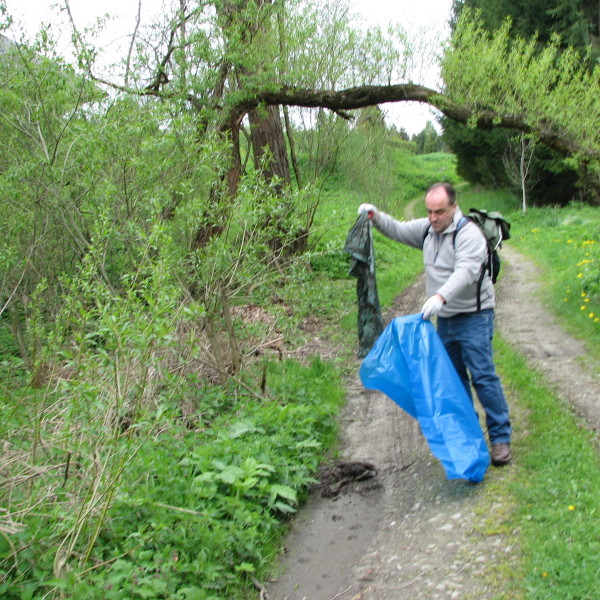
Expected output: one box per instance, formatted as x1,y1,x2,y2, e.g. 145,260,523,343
442,9,600,197
0,188,344,598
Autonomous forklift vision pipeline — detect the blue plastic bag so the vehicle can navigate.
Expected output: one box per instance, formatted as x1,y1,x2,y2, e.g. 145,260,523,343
359,314,490,482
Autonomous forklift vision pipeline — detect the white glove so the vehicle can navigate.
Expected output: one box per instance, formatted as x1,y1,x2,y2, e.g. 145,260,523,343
358,203,379,222
421,295,444,320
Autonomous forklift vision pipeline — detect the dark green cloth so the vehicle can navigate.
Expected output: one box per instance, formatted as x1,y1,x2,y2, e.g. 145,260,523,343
344,214,384,358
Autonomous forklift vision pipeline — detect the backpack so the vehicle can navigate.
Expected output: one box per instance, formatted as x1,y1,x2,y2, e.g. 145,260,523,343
457,208,511,284
423,208,511,311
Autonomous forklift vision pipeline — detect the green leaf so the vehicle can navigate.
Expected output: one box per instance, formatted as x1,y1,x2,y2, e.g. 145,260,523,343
268,483,298,503
234,562,256,573
216,465,245,484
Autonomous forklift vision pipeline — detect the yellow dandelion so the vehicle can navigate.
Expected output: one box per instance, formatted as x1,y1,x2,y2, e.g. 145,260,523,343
568,505,576,511
567,239,573,244
581,291,587,297
563,298,569,302
542,572,549,577
581,306,587,310
577,273,583,278
585,298,590,303
589,313,595,319
595,318,600,323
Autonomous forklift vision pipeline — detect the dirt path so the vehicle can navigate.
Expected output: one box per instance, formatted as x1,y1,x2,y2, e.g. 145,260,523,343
264,245,600,600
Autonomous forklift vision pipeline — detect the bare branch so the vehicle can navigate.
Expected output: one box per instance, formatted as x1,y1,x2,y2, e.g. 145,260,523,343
124,0,143,86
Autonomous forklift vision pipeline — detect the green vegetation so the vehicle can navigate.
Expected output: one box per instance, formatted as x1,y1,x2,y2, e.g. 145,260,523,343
0,352,344,599
3,125,599,597
318,175,600,599
445,0,600,205
510,205,600,361
491,340,600,600
1,0,599,597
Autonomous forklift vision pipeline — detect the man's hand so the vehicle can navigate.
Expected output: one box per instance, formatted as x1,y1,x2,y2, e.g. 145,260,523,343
358,203,379,222
421,294,445,320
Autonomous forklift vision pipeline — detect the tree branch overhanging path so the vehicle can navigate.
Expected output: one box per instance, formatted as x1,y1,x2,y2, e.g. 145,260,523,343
64,0,599,204
232,83,596,161
87,71,594,166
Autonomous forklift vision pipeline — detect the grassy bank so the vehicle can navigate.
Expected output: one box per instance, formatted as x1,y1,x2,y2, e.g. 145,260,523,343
492,339,600,600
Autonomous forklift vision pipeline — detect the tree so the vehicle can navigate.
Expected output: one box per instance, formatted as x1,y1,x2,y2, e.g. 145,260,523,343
502,133,540,213
453,0,599,59
441,12,599,202
412,121,444,154
446,0,599,204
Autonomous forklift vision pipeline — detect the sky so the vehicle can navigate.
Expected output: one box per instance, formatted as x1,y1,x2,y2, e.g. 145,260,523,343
4,0,453,135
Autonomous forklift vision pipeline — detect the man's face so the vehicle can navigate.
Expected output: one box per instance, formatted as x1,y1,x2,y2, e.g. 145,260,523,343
425,187,456,234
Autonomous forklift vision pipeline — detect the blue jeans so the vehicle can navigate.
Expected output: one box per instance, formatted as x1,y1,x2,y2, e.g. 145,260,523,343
436,310,511,444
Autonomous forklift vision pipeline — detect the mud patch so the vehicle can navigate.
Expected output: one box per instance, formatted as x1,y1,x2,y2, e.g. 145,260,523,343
316,460,378,498
266,473,384,600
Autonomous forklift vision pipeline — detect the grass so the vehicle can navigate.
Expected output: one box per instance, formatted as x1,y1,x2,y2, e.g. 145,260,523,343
490,338,600,600
508,204,600,363
0,358,345,600
255,172,600,600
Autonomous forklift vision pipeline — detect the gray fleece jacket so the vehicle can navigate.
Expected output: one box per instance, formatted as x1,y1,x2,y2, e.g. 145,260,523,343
374,208,494,317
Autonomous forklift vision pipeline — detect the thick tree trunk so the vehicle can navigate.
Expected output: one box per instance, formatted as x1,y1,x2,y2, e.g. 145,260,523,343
248,104,291,190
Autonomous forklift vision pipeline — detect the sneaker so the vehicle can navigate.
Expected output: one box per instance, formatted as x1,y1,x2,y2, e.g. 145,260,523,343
491,442,511,466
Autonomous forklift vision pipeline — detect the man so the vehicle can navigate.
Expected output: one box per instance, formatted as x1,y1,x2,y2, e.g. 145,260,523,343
358,182,512,466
